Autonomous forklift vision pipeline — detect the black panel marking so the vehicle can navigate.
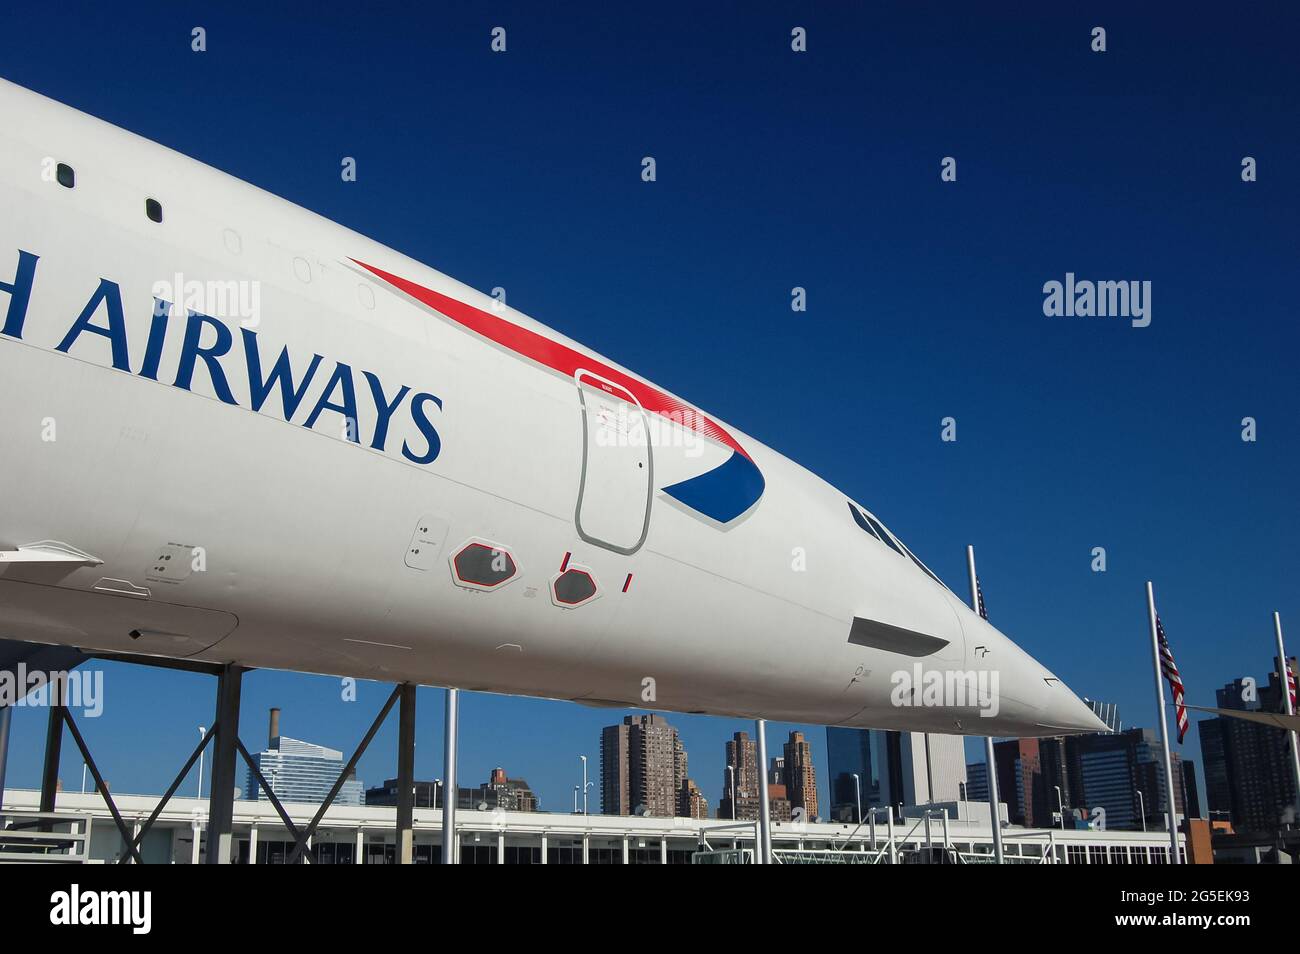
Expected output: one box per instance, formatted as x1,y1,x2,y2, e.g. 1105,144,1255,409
847,616,950,657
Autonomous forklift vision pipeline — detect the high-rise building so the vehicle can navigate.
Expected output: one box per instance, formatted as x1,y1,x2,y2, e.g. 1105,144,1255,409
825,727,965,821
1071,727,1191,831
994,738,1047,827
782,731,819,820
1199,664,1299,835
826,727,891,822
719,730,761,819
1037,736,1073,817
765,783,793,823
678,778,709,819
991,736,1082,827
600,718,631,816
768,756,785,785
1181,759,1201,820
964,761,989,802
600,714,691,817
1198,718,1231,819
246,709,363,806
900,732,967,804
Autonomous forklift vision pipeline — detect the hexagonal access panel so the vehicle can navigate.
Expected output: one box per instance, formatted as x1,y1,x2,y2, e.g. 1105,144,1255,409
552,567,598,607
451,541,518,590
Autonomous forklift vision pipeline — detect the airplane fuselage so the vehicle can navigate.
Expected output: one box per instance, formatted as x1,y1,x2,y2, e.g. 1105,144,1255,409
0,79,1102,738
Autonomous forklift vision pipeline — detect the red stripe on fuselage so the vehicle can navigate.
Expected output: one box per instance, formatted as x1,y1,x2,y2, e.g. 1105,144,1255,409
352,259,750,460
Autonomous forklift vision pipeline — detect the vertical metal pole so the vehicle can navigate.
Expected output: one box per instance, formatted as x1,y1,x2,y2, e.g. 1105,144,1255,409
1273,613,1300,816
40,681,66,825
923,732,934,803
441,687,459,865
886,805,897,864
0,704,12,809
983,737,1005,860
755,718,772,864
967,545,1005,864
1145,582,1181,863
196,725,206,799
206,664,243,864
396,683,416,865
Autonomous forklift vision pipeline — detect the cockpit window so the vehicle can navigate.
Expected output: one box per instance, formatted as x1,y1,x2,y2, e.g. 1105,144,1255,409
848,502,880,539
861,508,904,555
898,540,946,588
848,500,948,590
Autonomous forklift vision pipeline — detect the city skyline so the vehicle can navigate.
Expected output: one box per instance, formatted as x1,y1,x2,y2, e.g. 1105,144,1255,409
6,651,1294,823
0,4,1296,825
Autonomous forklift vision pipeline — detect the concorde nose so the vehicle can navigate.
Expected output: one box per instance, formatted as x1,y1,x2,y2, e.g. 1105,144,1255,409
1005,639,1109,735
1035,675,1111,734
961,605,1110,736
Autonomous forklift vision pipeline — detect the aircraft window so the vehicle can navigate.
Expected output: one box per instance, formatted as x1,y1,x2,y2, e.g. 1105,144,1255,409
849,500,947,588
898,541,945,588
861,510,904,555
56,163,75,188
848,503,879,539
146,198,163,223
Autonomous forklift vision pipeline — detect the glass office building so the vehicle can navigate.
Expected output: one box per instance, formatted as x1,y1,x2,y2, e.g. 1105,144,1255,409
825,727,896,822
245,736,364,806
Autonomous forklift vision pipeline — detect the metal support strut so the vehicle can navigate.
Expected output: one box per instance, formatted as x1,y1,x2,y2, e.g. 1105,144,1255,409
755,717,772,864
396,683,417,864
205,664,244,864
442,687,459,864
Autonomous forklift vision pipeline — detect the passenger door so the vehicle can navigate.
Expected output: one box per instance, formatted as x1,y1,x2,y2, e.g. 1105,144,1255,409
574,371,652,553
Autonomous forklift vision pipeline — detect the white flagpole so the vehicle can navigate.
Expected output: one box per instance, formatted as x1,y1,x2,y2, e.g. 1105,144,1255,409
966,545,1004,863
1145,582,1181,863
1272,612,1300,817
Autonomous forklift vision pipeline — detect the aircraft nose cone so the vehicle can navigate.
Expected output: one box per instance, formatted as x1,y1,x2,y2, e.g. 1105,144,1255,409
1037,682,1111,734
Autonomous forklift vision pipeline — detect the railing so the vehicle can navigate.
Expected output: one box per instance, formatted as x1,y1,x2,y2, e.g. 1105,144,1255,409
0,811,91,863
772,849,880,864
691,848,754,864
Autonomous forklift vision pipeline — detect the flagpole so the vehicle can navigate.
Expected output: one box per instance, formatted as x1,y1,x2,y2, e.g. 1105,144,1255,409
1145,582,1181,863
1272,612,1300,817
966,546,1005,864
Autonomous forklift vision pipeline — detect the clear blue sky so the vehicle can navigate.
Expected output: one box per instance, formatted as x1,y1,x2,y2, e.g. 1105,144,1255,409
2,3,1297,815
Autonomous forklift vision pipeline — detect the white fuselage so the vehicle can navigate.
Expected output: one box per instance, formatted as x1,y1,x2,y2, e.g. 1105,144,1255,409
0,79,1103,737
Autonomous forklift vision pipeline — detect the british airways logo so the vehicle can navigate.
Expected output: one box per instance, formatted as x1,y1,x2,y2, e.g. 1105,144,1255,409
354,260,766,525
0,249,443,464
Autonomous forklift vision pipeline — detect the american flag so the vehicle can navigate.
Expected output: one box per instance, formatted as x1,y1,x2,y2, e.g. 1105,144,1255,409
976,578,987,620
1280,657,1297,714
1156,616,1189,744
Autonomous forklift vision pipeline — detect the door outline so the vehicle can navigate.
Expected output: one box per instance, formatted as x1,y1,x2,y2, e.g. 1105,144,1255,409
573,369,653,555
